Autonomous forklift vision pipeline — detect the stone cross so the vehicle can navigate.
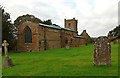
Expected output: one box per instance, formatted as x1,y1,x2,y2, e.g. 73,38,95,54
2,40,14,68
2,40,9,58
94,36,111,66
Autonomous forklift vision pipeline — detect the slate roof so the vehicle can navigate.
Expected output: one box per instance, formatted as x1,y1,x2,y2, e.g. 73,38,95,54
61,27,77,32
39,23,77,32
39,23,61,29
74,35,85,38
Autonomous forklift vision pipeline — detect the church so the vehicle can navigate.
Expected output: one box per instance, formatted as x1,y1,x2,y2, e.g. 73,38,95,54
17,17,89,52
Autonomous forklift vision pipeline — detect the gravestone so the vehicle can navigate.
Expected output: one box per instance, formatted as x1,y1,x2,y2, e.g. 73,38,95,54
66,46,70,49
2,40,14,68
94,36,111,66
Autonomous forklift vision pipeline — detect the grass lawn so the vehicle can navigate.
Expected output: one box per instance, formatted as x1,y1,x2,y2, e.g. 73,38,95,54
2,43,118,76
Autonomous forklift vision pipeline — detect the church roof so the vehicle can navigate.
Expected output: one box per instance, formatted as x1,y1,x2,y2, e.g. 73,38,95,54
74,35,85,38
80,30,91,38
39,23,61,29
39,23,77,32
61,27,77,32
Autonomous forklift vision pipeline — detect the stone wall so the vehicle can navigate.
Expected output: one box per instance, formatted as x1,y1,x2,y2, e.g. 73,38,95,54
79,38,87,46
17,21,40,52
81,30,92,44
38,25,45,51
61,30,78,48
45,27,61,50
17,20,87,52
64,18,77,31
94,36,111,65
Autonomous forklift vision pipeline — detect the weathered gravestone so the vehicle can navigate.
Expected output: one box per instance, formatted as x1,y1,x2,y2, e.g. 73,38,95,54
2,40,14,68
94,36,111,66
66,46,70,49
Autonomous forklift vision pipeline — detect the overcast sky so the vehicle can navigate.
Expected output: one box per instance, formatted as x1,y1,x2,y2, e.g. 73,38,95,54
1,0,119,37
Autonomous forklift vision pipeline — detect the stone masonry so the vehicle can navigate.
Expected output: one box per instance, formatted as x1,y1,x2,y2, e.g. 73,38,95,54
17,18,87,52
94,36,111,65
2,40,14,68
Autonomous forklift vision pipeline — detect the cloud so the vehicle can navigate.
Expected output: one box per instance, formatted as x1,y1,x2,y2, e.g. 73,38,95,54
1,0,119,37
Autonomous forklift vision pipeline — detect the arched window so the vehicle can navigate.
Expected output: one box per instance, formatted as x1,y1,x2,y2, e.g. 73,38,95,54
70,38,73,44
68,23,71,27
65,37,68,44
24,26,32,43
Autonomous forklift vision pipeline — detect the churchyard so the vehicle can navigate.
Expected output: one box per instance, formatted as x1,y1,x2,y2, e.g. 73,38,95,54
2,43,118,76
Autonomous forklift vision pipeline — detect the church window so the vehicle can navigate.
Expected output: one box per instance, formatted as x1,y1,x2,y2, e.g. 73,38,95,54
65,38,68,44
68,23,71,27
70,38,73,44
24,26,32,43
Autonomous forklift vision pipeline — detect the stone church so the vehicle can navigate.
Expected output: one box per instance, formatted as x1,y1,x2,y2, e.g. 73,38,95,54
17,18,88,52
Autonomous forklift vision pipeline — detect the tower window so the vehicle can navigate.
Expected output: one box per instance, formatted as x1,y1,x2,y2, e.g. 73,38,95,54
68,23,71,27
24,26,32,43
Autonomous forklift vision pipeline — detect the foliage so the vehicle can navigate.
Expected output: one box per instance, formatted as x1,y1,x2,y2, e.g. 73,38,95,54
52,24,60,27
14,14,57,39
108,25,120,36
2,44,118,76
86,35,93,44
1,6,16,51
14,14,42,27
0,7,1,47
81,30,93,44
42,19,52,25
14,14,55,27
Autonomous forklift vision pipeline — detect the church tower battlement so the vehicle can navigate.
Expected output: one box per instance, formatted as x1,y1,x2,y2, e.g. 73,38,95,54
64,18,78,31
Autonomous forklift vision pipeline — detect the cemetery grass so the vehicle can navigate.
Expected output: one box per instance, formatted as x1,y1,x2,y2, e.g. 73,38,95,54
2,43,118,76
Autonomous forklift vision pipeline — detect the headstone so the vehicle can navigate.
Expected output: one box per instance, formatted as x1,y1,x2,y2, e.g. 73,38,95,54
94,36,111,66
66,46,70,49
2,40,14,68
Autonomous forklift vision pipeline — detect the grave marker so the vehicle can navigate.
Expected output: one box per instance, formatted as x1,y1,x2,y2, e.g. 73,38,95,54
94,36,111,66
2,40,14,68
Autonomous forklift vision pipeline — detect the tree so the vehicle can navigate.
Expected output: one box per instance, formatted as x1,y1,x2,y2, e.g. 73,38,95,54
0,7,2,47
14,14,42,27
1,6,15,51
43,19,52,25
14,14,56,29
52,24,60,27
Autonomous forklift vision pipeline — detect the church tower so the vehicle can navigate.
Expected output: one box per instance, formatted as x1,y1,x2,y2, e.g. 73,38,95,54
64,18,78,31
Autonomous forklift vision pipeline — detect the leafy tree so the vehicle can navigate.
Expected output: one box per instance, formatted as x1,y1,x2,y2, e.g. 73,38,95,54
14,14,42,27
52,24,60,27
14,14,55,29
0,7,2,47
1,6,15,51
43,19,52,25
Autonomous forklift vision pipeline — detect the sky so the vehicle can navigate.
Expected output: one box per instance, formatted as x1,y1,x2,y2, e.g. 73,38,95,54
1,0,119,37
